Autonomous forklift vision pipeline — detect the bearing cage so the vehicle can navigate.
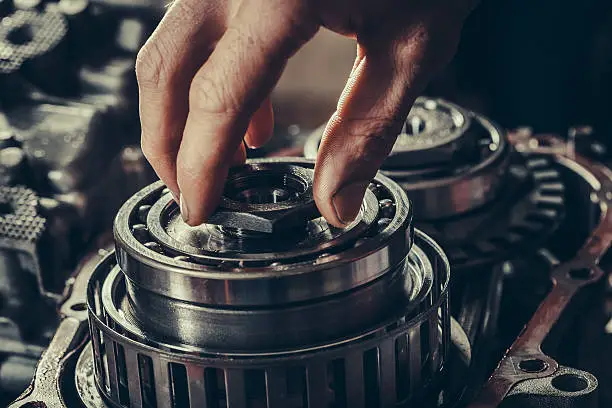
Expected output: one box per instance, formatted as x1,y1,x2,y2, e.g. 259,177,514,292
86,229,451,408
113,159,414,308
84,159,451,407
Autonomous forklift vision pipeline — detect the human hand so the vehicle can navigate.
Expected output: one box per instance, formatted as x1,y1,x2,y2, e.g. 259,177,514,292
136,0,477,227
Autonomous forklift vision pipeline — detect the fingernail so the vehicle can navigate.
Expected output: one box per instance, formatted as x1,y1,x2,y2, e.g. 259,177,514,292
179,193,189,223
332,182,369,225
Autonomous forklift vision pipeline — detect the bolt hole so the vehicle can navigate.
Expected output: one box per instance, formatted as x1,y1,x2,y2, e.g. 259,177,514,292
0,201,13,215
225,171,307,204
519,358,548,373
551,374,589,392
7,25,34,45
569,268,593,280
70,303,87,312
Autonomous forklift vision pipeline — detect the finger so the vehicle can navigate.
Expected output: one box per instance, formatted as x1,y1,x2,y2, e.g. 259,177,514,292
232,142,247,165
314,26,462,226
245,97,274,148
177,1,318,225
136,0,227,200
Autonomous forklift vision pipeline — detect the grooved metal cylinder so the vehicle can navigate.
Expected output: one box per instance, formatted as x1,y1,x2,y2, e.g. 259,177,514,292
83,159,451,408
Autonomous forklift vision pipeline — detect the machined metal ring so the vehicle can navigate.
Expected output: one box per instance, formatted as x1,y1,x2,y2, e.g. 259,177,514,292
87,229,451,408
114,159,413,307
304,98,511,220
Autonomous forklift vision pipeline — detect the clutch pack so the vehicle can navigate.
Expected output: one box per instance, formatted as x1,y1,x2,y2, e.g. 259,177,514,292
73,158,454,408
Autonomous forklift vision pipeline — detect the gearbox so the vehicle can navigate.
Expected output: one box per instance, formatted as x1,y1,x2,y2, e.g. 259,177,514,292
11,159,467,408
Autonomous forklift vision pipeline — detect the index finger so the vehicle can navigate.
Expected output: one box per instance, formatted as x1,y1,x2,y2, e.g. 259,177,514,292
176,1,318,225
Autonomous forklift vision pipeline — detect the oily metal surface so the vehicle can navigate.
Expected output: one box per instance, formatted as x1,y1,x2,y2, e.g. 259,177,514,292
423,150,565,270
391,98,469,153
8,247,111,408
88,229,451,408
468,135,612,408
75,319,473,408
381,113,510,220
202,163,320,233
149,187,378,260
114,158,414,307
304,98,510,219
114,243,431,350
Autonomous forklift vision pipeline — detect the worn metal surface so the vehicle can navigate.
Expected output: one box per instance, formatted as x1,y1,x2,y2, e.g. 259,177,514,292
75,158,450,407
116,159,413,308
468,134,612,408
305,97,511,220
8,247,111,408
89,230,450,408
205,162,320,233
305,98,566,271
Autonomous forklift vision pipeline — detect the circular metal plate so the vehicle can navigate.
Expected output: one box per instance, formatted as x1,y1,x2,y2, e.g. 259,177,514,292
114,158,414,306
85,229,451,408
392,98,469,153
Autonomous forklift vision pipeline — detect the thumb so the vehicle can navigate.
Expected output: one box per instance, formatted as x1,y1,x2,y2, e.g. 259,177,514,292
314,26,461,226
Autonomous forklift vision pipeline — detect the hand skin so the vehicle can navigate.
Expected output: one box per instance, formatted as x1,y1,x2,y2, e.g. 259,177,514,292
136,0,477,227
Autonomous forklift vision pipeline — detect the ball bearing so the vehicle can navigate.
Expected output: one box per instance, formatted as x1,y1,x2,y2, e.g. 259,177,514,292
82,158,452,408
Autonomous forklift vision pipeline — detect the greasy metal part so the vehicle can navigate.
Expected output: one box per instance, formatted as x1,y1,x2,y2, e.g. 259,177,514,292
49,158,448,408
115,159,413,307
0,186,56,299
459,264,503,341
501,366,598,408
204,162,320,233
115,244,428,350
70,322,471,408
305,98,565,270
7,102,125,193
382,113,509,221
88,228,450,408
0,246,52,340
8,247,111,408
0,9,68,78
383,98,472,168
468,134,612,408
304,97,510,220
427,150,565,270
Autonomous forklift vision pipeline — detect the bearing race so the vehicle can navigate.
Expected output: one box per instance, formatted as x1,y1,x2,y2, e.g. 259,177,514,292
86,229,451,408
113,159,414,307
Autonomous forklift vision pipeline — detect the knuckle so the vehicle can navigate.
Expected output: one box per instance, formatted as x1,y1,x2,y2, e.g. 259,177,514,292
395,23,460,68
279,14,318,48
136,35,176,88
348,118,399,162
140,138,157,162
189,74,241,116
136,41,171,88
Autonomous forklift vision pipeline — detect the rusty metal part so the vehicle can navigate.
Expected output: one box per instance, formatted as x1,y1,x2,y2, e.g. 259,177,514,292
8,246,111,408
469,133,612,408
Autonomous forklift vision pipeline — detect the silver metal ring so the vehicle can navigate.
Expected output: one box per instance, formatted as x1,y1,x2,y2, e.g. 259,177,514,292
304,98,511,220
114,159,413,306
87,229,451,408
